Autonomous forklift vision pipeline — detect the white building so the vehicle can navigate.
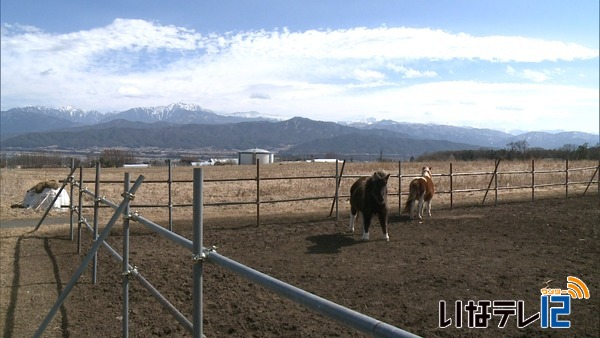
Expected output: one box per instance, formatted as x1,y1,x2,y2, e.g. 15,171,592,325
238,148,274,165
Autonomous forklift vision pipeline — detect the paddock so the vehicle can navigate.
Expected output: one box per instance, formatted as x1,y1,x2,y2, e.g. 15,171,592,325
0,161,598,337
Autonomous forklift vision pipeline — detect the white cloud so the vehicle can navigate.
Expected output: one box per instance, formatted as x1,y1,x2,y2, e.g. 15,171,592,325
116,86,145,97
387,64,438,78
1,19,598,133
351,69,386,82
521,69,550,82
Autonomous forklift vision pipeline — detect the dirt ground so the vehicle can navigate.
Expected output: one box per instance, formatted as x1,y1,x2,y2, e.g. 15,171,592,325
1,195,599,337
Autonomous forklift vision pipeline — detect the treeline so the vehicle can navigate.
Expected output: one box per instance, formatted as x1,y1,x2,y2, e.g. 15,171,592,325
1,149,139,168
0,153,76,168
418,142,600,161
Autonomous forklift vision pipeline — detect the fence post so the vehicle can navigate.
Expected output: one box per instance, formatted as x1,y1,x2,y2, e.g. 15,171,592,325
329,159,346,219
449,162,453,210
565,159,569,198
122,173,131,338
92,162,101,284
77,166,84,254
494,160,498,206
256,159,260,227
192,168,204,338
168,159,173,232
583,161,600,196
398,161,402,215
69,158,75,241
482,159,501,205
531,159,535,202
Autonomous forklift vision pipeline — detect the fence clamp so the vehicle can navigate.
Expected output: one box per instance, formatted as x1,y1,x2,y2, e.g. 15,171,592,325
122,266,138,278
192,253,206,263
192,246,217,263
121,191,136,201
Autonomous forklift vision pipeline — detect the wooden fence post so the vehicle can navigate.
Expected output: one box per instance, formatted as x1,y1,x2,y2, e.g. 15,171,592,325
494,160,498,206
449,162,453,210
565,159,569,199
482,159,501,205
398,161,402,215
168,159,173,232
531,159,535,202
583,161,600,196
329,159,345,219
256,159,260,227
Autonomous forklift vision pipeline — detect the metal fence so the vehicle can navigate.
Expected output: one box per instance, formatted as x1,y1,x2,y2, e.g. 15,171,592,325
33,166,419,338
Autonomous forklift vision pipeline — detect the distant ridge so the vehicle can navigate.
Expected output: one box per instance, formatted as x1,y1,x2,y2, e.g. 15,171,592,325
1,104,598,158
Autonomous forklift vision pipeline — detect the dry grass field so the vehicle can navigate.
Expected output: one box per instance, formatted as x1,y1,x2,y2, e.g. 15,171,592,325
1,160,597,224
1,160,599,337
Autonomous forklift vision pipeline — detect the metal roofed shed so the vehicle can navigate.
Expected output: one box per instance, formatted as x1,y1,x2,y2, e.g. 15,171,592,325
238,148,274,165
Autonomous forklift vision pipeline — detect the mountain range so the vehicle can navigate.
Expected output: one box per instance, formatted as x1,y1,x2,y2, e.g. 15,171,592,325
1,103,598,160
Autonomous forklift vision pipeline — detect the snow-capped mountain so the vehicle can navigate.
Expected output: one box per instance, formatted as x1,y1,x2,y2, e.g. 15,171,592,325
6,106,105,124
2,104,598,149
225,110,285,121
100,103,279,124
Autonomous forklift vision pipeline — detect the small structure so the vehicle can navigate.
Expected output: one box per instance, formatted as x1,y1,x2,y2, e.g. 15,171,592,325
238,148,274,165
191,159,215,166
13,180,70,211
123,164,150,168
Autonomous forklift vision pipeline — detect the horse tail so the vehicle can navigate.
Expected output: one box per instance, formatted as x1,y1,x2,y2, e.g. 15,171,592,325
402,181,419,214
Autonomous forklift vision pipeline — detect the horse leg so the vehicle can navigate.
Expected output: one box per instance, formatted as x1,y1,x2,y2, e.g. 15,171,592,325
378,211,389,241
348,209,358,232
361,213,371,240
417,195,425,220
409,200,417,220
426,199,432,217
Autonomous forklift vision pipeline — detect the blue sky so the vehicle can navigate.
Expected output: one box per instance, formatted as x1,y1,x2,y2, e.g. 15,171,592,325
1,0,598,133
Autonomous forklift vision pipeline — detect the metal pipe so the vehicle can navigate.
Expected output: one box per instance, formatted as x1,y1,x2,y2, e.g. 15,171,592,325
79,215,194,334
122,173,130,338
192,168,204,338
92,162,101,284
206,251,419,338
77,166,84,254
34,175,145,338
69,158,75,240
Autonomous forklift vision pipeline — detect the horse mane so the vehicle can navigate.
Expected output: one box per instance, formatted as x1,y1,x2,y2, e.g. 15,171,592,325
371,170,389,182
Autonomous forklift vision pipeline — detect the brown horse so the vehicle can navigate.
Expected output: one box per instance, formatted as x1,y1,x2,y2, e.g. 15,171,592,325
403,166,435,220
348,170,390,241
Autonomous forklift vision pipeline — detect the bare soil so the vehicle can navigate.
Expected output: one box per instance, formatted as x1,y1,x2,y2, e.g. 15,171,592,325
1,195,598,337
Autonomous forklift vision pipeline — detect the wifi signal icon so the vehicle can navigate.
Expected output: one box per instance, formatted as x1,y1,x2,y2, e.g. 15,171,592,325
566,276,590,299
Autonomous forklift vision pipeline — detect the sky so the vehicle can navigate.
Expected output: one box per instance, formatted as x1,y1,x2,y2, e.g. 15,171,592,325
1,1,599,134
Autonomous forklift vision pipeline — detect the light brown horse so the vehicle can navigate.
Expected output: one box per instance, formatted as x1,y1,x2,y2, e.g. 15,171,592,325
403,166,435,220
